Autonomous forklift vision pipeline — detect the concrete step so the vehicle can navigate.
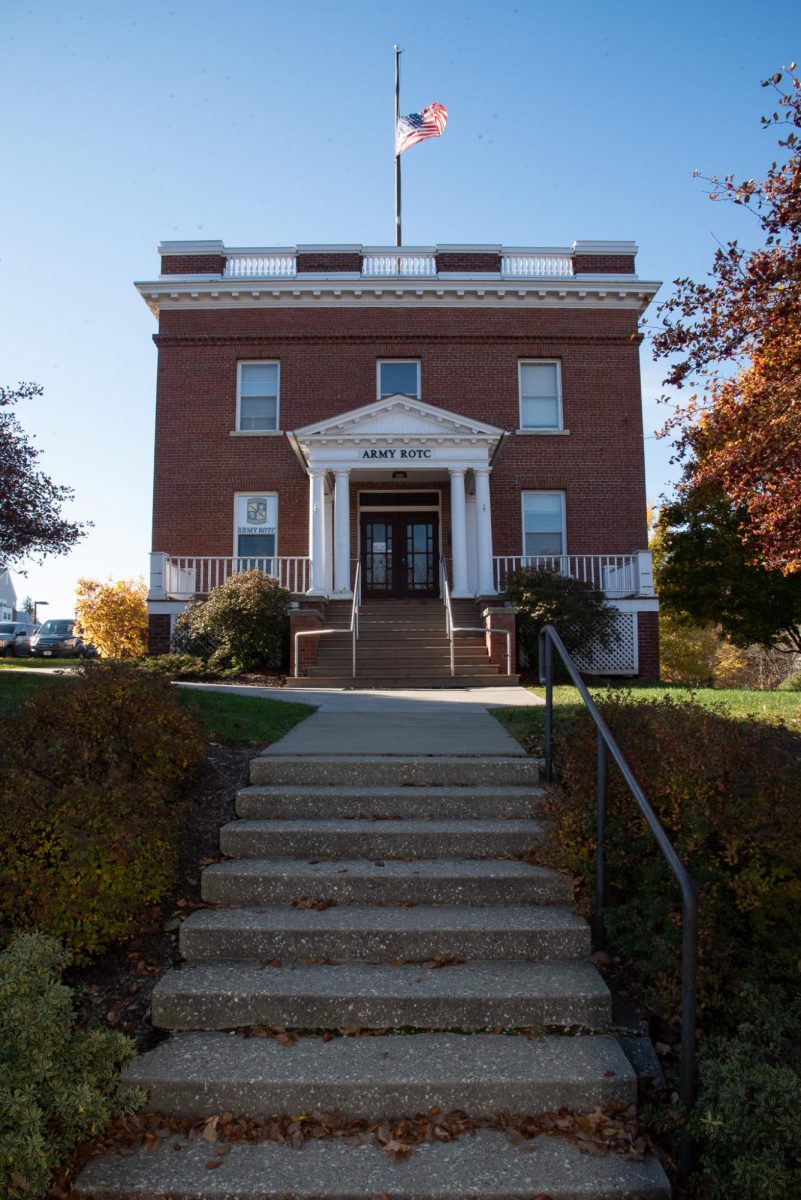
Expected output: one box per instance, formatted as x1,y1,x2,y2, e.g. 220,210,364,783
316,646,489,658
249,756,540,787
285,674,521,688
179,905,589,963
304,672,501,681
75,1127,671,1198
123,1031,636,1117
151,958,612,1031
235,784,547,820
202,857,573,907
218,817,545,860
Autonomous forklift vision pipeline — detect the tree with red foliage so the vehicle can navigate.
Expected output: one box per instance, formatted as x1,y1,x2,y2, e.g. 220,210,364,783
652,67,801,574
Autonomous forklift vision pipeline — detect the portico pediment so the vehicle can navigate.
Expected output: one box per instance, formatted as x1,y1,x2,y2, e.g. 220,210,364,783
293,395,505,448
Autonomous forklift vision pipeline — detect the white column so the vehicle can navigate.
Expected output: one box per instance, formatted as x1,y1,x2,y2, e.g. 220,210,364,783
474,467,496,595
308,469,327,593
324,493,334,593
333,469,352,596
449,468,470,597
149,551,168,599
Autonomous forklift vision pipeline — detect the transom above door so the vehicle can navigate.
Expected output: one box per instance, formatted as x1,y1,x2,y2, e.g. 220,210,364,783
361,512,439,598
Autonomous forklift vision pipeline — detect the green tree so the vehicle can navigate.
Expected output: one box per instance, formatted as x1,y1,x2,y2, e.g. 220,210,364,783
0,383,86,564
653,480,801,653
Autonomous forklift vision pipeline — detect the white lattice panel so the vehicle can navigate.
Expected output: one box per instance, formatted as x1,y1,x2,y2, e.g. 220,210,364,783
574,612,638,675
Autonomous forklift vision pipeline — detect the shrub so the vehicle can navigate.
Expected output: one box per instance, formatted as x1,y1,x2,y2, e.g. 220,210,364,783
171,601,222,660
135,652,238,681
188,570,291,672
543,691,801,1015
0,933,142,1199
0,661,206,961
74,577,148,658
690,986,801,1199
659,610,719,685
778,668,801,691
504,565,619,670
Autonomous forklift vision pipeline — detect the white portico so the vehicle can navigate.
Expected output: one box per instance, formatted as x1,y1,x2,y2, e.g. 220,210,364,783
290,395,505,599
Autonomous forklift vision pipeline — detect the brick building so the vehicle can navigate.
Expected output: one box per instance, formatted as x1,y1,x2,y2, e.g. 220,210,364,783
138,240,660,682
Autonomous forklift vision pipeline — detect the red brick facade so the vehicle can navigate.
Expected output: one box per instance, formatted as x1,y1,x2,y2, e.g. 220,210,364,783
161,254,227,275
141,240,658,675
297,252,362,273
573,254,636,274
151,304,648,561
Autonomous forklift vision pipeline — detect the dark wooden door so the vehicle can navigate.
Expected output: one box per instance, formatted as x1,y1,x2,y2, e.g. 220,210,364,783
361,513,439,598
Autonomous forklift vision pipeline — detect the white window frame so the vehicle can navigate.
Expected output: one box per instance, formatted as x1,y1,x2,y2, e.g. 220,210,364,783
233,492,279,558
377,359,421,400
521,490,567,557
236,361,280,432
518,360,563,431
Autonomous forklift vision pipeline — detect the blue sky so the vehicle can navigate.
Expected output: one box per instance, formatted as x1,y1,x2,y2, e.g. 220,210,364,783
1,0,797,614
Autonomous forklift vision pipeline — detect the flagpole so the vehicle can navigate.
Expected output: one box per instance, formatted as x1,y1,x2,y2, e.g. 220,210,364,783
394,44,401,247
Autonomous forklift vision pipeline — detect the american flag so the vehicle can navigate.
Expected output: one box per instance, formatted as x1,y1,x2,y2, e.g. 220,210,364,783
395,102,448,156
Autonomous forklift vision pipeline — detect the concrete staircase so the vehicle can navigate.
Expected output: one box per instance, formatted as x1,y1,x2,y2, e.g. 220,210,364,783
287,597,519,688
76,753,670,1199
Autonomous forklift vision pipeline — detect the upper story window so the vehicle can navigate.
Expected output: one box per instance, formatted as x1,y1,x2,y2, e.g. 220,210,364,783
522,492,566,556
238,362,279,430
519,360,562,429
378,360,420,399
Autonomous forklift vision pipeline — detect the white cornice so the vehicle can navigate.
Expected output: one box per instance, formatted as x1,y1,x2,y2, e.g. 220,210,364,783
158,240,225,255
135,276,661,318
573,240,638,255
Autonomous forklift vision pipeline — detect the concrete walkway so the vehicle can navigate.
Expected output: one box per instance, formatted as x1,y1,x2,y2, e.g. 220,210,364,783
179,683,541,758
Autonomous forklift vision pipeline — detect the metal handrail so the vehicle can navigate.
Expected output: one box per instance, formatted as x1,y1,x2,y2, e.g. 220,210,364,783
538,623,697,1180
350,560,362,677
293,562,362,679
439,555,511,677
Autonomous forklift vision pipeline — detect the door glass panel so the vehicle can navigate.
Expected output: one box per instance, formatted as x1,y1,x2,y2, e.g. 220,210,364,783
366,520,392,591
406,520,435,592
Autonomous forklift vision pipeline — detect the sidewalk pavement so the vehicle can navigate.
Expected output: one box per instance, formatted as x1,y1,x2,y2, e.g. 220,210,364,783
178,683,542,758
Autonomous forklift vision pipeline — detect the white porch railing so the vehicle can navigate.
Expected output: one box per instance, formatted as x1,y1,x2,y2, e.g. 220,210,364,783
501,254,573,278
223,254,296,278
362,253,437,277
493,555,640,598
164,556,311,597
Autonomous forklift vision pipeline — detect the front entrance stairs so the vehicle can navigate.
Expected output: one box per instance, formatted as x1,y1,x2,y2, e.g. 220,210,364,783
77,751,670,1198
287,597,519,688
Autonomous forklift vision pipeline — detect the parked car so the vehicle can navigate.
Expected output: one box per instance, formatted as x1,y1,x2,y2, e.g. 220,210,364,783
30,619,96,658
0,621,35,657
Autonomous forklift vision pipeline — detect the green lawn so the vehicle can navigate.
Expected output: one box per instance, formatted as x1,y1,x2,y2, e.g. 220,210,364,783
177,687,312,745
0,672,312,747
0,672,57,717
0,657,82,670
495,681,801,755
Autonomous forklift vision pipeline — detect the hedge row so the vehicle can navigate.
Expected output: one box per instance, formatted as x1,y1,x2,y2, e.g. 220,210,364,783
0,660,205,961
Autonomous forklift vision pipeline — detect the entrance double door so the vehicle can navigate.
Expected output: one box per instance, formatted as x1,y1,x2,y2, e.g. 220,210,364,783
361,513,439,598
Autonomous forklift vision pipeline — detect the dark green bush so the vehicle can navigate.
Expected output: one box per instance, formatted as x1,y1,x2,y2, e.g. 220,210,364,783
543,691,801,1014
171,601,222,660
777,667,801,691
504,565,619,670
0,933,143,1198
0,661,206,961
182,570,291,672
136,652,238,680
690,986,801,1199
